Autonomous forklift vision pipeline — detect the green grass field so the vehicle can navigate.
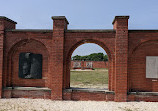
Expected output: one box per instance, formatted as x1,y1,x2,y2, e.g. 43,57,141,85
70,68,108,88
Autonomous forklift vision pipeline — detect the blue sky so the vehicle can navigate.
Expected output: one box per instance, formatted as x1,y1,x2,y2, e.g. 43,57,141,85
1,0,158,56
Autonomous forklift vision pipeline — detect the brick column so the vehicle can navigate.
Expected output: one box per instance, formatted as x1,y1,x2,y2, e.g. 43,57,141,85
0,17,16,98
81,61,84,70
113,16,129,102
0,30,4,98
51,16,69,100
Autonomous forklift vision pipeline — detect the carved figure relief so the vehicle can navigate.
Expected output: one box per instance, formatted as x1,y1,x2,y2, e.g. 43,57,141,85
19,52,42,79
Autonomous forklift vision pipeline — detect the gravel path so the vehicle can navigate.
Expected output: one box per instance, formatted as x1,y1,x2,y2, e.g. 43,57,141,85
0,98,158,111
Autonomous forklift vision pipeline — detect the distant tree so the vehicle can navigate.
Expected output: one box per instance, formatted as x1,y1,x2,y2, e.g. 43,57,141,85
72,53,108,61
72,55,82,60
103,55,108,61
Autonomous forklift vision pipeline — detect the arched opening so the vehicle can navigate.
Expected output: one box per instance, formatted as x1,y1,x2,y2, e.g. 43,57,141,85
70,43,109,90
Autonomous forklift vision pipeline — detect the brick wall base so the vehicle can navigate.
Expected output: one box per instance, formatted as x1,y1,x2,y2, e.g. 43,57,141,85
3,87,158,102
2,87,51,99
128,92,158,102
63,88,114,101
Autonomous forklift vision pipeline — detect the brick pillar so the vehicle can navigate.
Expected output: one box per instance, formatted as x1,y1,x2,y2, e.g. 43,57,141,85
81,61,84,70
113,16,129,102
51,16,69,100
0,16,16,98
0,30,3,98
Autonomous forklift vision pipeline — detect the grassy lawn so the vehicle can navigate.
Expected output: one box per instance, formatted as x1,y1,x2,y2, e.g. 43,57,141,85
70,68,108,88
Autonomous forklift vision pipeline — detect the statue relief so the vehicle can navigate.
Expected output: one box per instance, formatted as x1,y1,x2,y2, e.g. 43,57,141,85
19,52,42,79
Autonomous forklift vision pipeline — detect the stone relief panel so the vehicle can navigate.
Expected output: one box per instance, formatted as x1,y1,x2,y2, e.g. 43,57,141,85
146,56,158,78
86,62,93,68
19,52,42,79
73,62,81,68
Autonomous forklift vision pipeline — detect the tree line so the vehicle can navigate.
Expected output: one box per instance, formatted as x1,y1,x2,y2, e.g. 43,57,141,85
72,53,108,61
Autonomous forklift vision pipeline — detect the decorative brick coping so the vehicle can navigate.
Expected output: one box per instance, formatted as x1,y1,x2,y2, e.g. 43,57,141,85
63,87,114,94
66,29,115,33
6,29,53,32
0,16,17,24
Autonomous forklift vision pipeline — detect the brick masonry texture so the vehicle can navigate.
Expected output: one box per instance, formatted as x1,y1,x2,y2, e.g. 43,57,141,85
0,16,158,102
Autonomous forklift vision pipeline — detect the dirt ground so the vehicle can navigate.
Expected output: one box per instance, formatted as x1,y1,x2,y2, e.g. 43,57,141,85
71,83,108,89
0,98,157,111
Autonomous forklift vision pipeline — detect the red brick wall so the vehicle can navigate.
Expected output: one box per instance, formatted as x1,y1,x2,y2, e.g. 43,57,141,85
128,31,158,92
0,17,16,98
113,16,129,102
3,31,52,88
1,16,158,102
71,61,108,69
0,29,4,99
93,61,108,68
3,88,51,99
10,40,49,87
63,31,116,91
63,90,114,101
50,17,69,100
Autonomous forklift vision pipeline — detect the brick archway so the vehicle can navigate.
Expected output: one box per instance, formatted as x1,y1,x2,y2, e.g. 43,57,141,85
63,39,113,90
